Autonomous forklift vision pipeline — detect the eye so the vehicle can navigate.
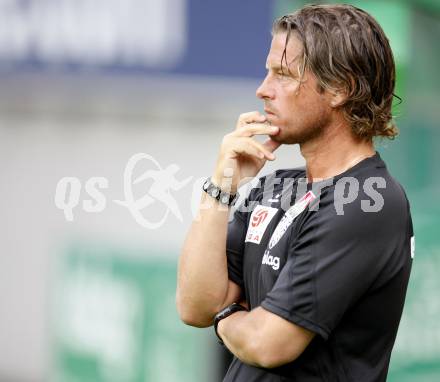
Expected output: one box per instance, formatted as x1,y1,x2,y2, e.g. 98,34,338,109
276,72,290,80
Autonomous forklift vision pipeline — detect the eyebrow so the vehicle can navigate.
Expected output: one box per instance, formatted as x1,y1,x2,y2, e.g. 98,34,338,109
266,54,302,71
266,64,283,71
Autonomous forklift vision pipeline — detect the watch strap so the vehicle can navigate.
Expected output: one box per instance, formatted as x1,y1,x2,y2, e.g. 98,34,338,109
214,303,248,345
203,177,238,206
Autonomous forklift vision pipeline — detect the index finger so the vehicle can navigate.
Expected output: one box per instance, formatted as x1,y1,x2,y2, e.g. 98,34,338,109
236,123,279,137
237,111,267,126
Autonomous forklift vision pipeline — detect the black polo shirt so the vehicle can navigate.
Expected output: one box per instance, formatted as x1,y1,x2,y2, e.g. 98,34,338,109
224,153,413,382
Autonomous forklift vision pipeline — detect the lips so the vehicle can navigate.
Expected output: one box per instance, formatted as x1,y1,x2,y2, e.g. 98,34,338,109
264,108,275,116
264,108,277,124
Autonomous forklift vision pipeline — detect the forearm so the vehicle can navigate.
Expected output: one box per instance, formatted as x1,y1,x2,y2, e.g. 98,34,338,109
177,111,280,327
218,307,315,369
217,310,263,367
176,193,233,326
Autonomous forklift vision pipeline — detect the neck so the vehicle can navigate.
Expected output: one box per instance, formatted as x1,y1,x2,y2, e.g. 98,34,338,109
300,120,375,182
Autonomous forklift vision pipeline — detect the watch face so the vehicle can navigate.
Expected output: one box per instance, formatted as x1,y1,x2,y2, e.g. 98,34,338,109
221,195,229,204
211,188,220,197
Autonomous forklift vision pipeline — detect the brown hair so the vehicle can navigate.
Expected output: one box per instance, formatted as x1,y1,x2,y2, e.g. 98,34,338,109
273,4,399,140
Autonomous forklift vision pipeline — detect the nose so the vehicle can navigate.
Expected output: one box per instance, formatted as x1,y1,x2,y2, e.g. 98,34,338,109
256,75,274,100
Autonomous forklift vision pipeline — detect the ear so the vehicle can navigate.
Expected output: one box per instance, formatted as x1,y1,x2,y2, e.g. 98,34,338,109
329,88,347,108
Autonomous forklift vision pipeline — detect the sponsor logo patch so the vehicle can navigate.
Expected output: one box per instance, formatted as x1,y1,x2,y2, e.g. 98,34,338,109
245,205,278,244
268,191,316,250
262,250,280,270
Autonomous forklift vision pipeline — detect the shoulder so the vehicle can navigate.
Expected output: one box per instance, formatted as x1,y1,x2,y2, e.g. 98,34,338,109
305,164,411,248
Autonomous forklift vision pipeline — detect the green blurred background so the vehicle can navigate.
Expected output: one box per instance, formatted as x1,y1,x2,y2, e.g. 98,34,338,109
0,1,438,381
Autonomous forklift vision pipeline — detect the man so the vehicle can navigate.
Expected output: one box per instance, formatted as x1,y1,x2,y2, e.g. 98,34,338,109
177,4,413,381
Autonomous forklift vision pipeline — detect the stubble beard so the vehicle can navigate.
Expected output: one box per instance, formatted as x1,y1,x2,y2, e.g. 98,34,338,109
272,112,331,145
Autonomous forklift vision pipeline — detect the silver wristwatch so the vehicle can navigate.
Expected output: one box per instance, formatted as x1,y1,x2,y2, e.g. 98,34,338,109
202,177,239,206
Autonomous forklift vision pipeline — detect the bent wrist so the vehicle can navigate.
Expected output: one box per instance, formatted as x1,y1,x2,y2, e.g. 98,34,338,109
212,167,237,193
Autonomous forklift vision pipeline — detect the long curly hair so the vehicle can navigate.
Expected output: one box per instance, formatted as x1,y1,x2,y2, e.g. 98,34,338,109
273,4,399,140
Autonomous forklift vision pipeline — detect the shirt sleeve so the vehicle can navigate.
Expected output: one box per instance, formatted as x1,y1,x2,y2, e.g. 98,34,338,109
261,201,409,340
225,176,266,289
226,207,248,289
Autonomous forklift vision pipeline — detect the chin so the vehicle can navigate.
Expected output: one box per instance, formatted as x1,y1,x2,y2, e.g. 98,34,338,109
271,130,299,145
275,136,300,145
267,122,294,144
277,127,321,145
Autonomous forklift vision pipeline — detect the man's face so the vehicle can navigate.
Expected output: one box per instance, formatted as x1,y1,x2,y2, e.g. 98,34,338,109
256,32,334,144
